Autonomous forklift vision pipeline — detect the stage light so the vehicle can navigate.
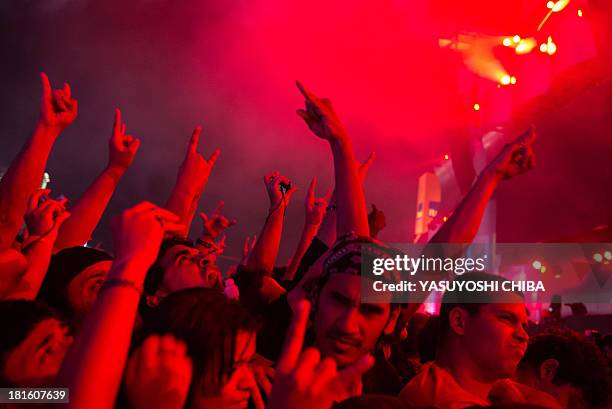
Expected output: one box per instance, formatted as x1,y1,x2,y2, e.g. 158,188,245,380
541,37,557,55
443,216,448,222
577,9,583,17
513,35,521,43
539,1,570,31
503,37,512,47
540,266,547,273
473,103,480,111
444,154,449,160
515,38,537,54
593,253,603,263
500,75,511,85
510,76,517,85
604,251,612,260
554,274,561,279
532,260,542,270
552,0,570,12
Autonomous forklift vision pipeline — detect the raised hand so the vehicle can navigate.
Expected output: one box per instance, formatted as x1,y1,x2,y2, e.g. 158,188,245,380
358,152,376,184
489,126,536,180
368,204,386,238
108,109,140,170
251,356,275,400
24,189,71,240
125,335,193,409
238,235,256,266
268,301,374,409
178,126,220,194
305,177,331,227
296,81,348,142
38,72,78,130
199,201,236,240
264,171,297,211
111,202,183,271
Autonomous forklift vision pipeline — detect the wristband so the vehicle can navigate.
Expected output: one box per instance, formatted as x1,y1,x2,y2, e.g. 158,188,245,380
100,278,143,295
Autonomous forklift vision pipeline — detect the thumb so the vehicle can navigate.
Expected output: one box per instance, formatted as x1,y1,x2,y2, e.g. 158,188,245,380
54,210,72,228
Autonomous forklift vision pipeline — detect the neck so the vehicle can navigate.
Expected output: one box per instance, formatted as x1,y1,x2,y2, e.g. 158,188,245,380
436,341,499,401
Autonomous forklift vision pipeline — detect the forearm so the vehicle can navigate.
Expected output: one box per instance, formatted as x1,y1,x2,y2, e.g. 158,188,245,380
330,139,369,237
408,167,503,308
181,194,201,238
284,222,320,281
430,166,502,244
6,239,54,300
316,202,337,247
56,259,143,409
165,181,201,236
0,124,59,250
54,166,125,251
246,209,285,274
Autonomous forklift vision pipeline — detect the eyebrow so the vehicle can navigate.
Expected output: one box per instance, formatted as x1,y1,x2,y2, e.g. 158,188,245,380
361,303,385,314
497,308,528,324
173,249,192,259
85,271,107,281
331,291,356,305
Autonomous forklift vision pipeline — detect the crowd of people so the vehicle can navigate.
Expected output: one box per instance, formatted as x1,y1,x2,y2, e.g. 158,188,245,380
0,73,609,409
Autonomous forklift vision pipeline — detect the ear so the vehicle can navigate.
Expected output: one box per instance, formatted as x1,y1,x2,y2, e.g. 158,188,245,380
448,306,469,336
539,358,559,383
383,307,401,335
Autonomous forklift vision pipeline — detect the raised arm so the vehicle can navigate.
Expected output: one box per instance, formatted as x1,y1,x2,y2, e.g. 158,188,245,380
55,202,182,409
284,177,330,281
54,109,139,250
246,172,297,274
165,127,219,237
430,127,536,244
399,128,537,314
296,82,369,237
0,73,77,250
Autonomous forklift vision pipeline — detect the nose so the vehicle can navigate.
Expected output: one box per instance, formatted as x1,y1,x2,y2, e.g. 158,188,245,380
514,324,529,345
335,306,361,335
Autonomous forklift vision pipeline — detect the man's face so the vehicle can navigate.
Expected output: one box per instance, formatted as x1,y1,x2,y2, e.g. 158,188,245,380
313,274,396,368
159,245,219,293
461,300,529,380
67,260,112,320
3,318,73,386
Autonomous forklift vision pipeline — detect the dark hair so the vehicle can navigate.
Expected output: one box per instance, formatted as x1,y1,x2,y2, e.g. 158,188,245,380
37,246,112,319
418,315,440,363
439,272,524,338
0,300,61,386
598,333,612,349
142,288,260,402
518,329,610,408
